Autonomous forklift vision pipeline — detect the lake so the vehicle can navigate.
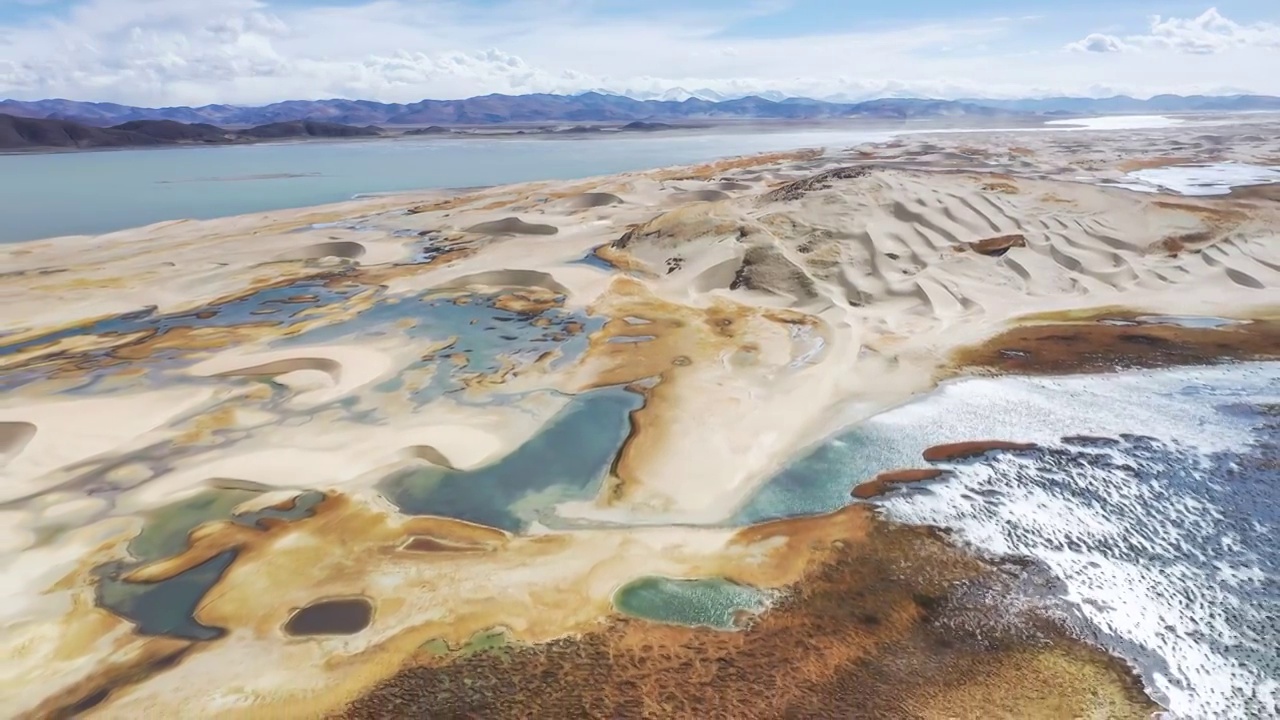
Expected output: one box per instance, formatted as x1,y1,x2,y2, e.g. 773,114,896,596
0,115,1203,244
0,127,905,243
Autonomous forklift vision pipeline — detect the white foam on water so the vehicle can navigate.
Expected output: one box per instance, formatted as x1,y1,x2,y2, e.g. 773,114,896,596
881,457,1273,716
871,363,1276,454
1125,162,1280,196
862,362,1280,718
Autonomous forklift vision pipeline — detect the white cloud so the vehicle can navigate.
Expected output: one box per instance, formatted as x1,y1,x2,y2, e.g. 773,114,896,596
1066,33,1134,54
1067,8,1280,55
0,2,1277,105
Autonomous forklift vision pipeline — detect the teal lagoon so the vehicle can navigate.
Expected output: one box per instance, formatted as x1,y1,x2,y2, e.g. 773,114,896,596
612,576,771,630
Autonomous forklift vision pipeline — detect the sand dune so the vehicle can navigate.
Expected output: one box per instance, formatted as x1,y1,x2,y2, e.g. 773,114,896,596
562,192,623,209
0,388,215,503
401,444,457,469
208,356,344,380
188,346,392,408
669,189,731,203
121,399,556,510
230,488,309,515
432,268,572,295
564,158,1279,521
463,217,559,235
0,421,37,461
276,240,366,261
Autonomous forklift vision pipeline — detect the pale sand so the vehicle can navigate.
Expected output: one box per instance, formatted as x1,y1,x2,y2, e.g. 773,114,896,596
1,117,1278,716
187,345,396,409
0,388,216,503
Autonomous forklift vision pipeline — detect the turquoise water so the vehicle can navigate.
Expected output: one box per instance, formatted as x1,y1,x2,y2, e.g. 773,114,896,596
612,576,770,630
95,550,237,641
379,387,642,532
0,128,896,243
91,488,325,640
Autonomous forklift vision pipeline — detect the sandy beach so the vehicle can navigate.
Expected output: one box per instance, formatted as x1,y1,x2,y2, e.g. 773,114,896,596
1,114,1279,718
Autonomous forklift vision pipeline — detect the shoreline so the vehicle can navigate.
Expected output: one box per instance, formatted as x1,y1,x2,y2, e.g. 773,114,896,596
0,114,1070,157
3,109,1239,160
4,111,1273,248
8,107,1278,159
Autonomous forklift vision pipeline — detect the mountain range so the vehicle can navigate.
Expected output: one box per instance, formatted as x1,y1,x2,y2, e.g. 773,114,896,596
0,115,383,150
4,91,1277,128
0,93,1014,126
0,114,700,150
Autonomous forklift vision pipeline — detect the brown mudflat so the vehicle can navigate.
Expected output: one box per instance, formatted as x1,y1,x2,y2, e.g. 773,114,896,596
922,441,1038,462
851,468,945,499
343,509,1157,719
1228,183,1280,202
951,314,1280,375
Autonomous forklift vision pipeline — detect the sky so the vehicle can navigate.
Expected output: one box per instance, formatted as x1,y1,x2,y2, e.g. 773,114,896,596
0,0,1278,106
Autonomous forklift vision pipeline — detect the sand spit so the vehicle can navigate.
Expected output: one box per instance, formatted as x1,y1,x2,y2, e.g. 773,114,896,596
851,468,946,499
848,441,1044,499
922,440,1039,462
1,119,1279,717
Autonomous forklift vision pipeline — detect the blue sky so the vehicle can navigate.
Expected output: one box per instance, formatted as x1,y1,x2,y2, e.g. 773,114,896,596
1,1,1277,105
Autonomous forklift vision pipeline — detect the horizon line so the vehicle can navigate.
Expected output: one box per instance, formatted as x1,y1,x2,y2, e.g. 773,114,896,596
3,90,1278,110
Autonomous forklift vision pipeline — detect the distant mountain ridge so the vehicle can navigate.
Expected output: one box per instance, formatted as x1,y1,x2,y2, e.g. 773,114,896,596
3,93,1022,126
0,93,1030,126
0,114,382,150
2,92,1277,131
